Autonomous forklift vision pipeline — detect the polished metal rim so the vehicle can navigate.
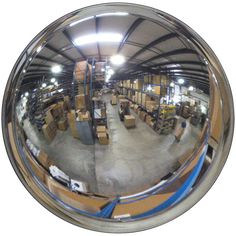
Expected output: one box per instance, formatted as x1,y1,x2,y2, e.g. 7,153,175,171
2,3,234,233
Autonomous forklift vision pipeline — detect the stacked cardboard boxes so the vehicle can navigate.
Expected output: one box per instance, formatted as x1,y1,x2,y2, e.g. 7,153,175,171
146,101,158,112
111,95,117,105
133,79,143,90
67,110,79,139
74,61,92,81
96,125,109,145
141,93,152,107
77,110,91,121
57,118,68,131
139,111,147,122
75,95,86,110
42,121,57,143
124,115,136,128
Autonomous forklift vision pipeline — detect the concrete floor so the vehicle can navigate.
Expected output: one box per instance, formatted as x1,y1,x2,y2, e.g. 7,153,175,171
23,94,201,196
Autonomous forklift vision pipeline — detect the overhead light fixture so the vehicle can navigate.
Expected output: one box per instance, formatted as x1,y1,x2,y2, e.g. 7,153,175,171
50,78,56,83
24,92,29,97
188,86,194,91
74,33,122,46
101,68,105,72
54,81,58,86
96,12,129,17
51,65,62,73
42,83,47,88
23,69,26,73
58,88,63,92
36,46,42,53
106,65,110,69
69,16,94,27
170,82,175,87
110,54,125,66
29,57,32,62
178,78,185,85
107,68,114,75
147,85,152,91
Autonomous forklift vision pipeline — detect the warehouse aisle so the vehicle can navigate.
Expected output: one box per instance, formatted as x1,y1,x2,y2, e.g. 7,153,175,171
23,95,201,196
94,94,200,196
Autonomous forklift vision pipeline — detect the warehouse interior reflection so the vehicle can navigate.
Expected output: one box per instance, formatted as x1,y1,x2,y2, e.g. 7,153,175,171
6,6,222,220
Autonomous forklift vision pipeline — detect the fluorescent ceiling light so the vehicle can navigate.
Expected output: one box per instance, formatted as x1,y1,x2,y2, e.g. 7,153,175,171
58,88,63,92
51,65,62,73
36,46,42,53
50,78,56,83
170,82,175,87
96,12,129,17
23,69,26,73
29,57,32,62
42,83,47,88
178,78,185,85
69,16,94,27
110,54,125,66
24,92,29,97
188,86,194,91
74,33,122,46
167,64,181,68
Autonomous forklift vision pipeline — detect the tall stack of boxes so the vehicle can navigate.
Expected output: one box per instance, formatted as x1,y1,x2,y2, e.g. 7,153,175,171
74,61,92,95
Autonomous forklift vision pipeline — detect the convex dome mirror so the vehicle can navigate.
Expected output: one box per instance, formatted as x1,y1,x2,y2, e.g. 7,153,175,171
2,3,233,233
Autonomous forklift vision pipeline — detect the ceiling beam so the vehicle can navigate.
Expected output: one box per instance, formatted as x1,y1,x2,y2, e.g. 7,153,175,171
63,29,86,60
128,32,178,62
152,60,206,67
165,71,209,79
45,44,75,63
117,18,144,53
160,67,208,74
36,55,67,66
138,48,198,66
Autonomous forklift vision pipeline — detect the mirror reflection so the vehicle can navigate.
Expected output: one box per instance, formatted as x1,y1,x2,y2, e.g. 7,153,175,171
7,6,222,221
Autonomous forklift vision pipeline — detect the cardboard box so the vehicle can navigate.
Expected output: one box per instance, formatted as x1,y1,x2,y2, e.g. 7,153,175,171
141,93,152,107
37,150,53,170
78,84,90,95
152,86,161,95
134,79,143,90
146,101,158,112
75,95,86,110
77,110,91,121
96,125,106,133
139,111,147,122
111,95,117,105
118,95,125,100
57,118,68,131
124,115,136,128
42,121,57,143
152,75,161,85
45,110,54,124
97,132,109,145
67,110,79,139
95,62,105,72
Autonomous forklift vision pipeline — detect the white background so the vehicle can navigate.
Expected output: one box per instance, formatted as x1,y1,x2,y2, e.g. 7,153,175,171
0,0,235,235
